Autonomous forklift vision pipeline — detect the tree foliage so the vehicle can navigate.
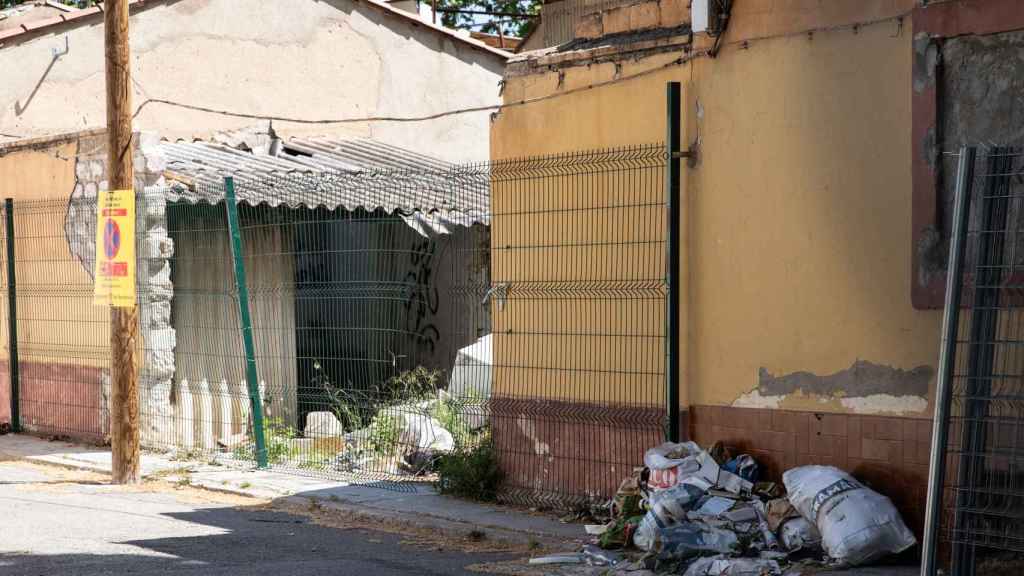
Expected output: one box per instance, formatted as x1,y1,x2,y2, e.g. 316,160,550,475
1,0,94,9
434,0,540,38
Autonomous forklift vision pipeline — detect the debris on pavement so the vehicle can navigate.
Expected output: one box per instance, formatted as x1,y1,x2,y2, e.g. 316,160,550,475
568,441,918,575
529,553,586,565
682,555,782,576
583,545,623,566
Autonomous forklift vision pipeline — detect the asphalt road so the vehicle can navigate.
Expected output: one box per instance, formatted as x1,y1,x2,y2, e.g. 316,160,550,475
0,461,515,576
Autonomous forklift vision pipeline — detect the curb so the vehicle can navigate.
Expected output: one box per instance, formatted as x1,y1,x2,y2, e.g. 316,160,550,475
277,493,584,548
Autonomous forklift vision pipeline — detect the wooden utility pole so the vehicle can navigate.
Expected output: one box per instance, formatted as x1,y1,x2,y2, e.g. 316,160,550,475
105,0,140,484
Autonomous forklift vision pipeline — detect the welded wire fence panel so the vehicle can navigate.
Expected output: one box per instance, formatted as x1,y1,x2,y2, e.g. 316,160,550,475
939,147,1024,574
488,144,668,505
7,143,668,507
10,199,110,443
0,203,9,432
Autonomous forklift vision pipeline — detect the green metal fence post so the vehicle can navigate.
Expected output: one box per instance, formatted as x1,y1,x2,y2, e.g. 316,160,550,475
665,82,681,443
224,177,268,468
4,199,18,433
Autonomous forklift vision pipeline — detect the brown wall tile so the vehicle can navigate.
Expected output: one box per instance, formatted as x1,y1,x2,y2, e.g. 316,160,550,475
689,405,933,538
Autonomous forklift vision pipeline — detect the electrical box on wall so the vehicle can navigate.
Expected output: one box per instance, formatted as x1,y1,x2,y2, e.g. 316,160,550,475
692,0,710,33
691,0,726,35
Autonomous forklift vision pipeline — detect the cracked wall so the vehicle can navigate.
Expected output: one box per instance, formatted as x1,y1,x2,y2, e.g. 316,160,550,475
0,0,505,163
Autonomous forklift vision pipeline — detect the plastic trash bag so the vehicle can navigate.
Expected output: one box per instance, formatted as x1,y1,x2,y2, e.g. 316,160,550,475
630,510,737,557
683,556,782,576
779,516,822,553
723,454,759,483
645,441,703,470
645,441,703,490
783,465,916,566
649,482,707,525
647,521,740,561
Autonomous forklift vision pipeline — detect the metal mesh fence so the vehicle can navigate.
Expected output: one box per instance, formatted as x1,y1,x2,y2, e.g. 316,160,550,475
935,147,1024,574
1,143,669,507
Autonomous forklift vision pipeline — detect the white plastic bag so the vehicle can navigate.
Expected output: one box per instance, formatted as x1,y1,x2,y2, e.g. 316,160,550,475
778,516,822,552
783,465,916,566
645,442,725,492
645,441,703,490
645,441,702,469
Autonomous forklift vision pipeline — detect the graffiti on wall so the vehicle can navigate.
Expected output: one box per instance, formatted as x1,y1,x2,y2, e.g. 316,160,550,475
403,237,443,355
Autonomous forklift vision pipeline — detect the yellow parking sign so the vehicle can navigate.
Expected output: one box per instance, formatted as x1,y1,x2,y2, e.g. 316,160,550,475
93,189,136,307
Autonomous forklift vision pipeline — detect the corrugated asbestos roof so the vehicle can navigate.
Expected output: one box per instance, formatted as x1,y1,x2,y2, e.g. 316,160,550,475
160,137,490,225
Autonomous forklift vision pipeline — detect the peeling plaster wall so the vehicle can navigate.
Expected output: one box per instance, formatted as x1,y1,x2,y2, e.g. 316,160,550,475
732,361,933,415
0,131,175,442
492,13,941,418
0,0,505,162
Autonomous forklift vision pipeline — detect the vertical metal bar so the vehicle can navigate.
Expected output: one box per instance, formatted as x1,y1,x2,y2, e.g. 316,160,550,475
666,81,681,443
224,177,268,468
4,199,18,434
922,146,975,576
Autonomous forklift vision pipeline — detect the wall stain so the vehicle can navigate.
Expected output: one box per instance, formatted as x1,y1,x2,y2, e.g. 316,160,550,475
758,360,933,399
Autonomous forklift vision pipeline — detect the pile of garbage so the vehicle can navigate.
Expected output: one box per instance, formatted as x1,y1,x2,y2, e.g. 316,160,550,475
535,441,917,575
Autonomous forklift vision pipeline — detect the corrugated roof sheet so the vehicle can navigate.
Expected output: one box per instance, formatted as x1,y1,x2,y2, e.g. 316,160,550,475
160,137,490,224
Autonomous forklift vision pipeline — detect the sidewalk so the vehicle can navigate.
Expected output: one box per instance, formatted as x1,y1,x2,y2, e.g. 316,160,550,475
0,434,921,576
0,433,584,547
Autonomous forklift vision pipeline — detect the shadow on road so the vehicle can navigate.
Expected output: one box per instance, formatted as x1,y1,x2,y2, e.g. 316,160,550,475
0,499,518,576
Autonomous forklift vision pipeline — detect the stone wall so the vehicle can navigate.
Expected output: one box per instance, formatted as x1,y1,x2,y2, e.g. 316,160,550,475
66,132,176,446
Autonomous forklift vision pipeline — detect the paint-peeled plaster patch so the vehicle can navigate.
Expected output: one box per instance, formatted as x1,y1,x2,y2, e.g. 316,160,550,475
840,394,929,415
731,389,783,409
516,415,551,457
759,360,932,399
731,360,933,415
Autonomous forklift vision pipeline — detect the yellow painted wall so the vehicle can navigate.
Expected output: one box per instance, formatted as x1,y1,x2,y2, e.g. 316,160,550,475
0,136,111,369
492,15,941,417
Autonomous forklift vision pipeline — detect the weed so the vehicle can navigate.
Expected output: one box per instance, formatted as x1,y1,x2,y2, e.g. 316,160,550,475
435,435,502,502
232,417,298,465
318,362,444,442
239,481,252,489
367,412,402,456
297,458,324,471
527,537,541,551
328,494,340,503
175,476,192,488
429,397,474,448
